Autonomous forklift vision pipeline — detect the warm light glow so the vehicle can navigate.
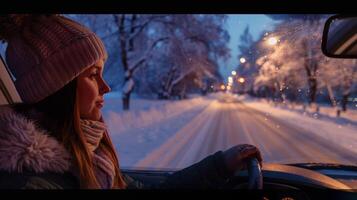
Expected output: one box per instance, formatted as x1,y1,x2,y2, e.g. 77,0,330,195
231,70,237,76
226,85,231,90
220,85,226,90
228,76,233,84
267,37,278,46
240,57,246,64
238,77,245,83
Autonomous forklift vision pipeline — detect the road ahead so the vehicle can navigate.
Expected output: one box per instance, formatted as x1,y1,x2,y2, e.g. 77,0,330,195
136,94,356,169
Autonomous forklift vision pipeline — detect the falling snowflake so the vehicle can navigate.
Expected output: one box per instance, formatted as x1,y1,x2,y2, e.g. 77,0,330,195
313,113,318,119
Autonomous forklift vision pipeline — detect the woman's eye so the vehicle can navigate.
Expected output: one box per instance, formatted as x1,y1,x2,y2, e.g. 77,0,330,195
90,73,98,79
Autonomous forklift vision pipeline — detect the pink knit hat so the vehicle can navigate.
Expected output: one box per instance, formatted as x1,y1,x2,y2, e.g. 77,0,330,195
0,15,108,103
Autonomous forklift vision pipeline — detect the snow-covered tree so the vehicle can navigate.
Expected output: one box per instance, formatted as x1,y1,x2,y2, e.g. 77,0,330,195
273,18,327,105
235,26,263,94
253,15,356,111
319,59,357,111
254,34,307,102
112,14,169,110
107,14,229,108
135,15,229,99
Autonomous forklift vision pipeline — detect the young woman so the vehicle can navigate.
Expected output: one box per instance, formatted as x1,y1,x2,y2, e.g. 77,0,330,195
0,14,262,189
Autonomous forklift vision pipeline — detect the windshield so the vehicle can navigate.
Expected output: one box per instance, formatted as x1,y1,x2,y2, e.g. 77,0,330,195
2,14,356,171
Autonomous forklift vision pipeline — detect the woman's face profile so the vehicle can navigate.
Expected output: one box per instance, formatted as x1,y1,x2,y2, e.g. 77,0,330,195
77,60,111,120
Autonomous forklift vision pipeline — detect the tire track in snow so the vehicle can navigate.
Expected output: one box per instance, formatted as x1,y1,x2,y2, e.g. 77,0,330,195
234,102,314,161
112,98,213,168
135,100,223,169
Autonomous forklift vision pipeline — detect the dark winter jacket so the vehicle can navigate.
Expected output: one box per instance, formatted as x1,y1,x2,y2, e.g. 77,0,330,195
0,107,233,189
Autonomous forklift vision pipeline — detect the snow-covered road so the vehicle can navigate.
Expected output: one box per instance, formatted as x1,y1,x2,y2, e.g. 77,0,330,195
135,93,356,169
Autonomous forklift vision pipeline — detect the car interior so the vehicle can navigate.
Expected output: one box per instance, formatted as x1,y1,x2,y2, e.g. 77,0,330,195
0,14,356,200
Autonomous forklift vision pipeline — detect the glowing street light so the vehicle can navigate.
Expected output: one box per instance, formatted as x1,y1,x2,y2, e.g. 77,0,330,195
231,70,237,76
238,77,245,84
240,57,246,64
220,84,226,90
267,37,278,46
228,76,233,84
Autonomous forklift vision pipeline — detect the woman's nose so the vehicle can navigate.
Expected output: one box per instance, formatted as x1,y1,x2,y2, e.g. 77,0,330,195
99,78,111,94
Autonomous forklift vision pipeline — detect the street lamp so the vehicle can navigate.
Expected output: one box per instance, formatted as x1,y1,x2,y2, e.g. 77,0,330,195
220,84,226,90
237,77,245,94
228,76,233,84
267,37,279,46
240,57,246,64
231,70,237,76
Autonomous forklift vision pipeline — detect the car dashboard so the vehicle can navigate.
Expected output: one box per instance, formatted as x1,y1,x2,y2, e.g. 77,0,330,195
122,163,357,200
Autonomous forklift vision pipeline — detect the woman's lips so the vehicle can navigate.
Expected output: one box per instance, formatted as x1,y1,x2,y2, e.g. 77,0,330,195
96,101,104,108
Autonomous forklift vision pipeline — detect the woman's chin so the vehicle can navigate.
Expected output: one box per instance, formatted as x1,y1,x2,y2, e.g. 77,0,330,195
81,110,102,121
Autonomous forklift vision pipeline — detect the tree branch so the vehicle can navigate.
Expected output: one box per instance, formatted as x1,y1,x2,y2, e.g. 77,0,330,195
129,37,170,72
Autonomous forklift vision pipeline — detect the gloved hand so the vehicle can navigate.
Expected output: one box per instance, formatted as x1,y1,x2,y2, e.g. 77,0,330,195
223,144,263,173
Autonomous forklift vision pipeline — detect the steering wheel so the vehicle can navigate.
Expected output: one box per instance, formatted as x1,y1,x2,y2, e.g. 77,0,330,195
247,158,263,189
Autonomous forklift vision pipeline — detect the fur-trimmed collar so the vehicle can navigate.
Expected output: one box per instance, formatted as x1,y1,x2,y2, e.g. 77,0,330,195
0,107,72,173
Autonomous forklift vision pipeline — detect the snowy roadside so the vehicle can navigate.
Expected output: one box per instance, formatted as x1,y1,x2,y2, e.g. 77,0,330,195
238,95,357,155
239,95,357,124
102,92,214,167
102,92,212,134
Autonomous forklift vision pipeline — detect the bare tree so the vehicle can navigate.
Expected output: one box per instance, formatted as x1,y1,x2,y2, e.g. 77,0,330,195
113,14,169,110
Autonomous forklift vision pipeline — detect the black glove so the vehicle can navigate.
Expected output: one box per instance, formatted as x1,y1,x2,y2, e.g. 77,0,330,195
223,144,263,173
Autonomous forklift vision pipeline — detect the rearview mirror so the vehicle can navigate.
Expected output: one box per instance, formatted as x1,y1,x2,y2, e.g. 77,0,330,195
321,15,357,58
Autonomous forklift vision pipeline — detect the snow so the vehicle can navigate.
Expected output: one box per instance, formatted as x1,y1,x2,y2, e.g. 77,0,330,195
122,78,134,94
238,95,357,155
102,92,357,170
102,92,212,168
103,92,211,130
240,95,357,126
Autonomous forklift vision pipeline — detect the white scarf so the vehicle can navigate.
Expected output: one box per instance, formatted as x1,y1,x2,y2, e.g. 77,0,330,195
80,119,116,189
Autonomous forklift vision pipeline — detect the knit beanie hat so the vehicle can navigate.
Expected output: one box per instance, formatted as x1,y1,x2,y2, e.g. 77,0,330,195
0,15,108,103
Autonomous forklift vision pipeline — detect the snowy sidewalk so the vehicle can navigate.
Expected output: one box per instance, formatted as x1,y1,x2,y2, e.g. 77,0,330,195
240,95,357,156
